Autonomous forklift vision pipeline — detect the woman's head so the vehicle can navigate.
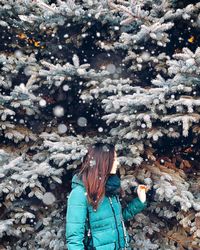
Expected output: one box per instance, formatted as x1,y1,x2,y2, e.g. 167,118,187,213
76,142,120,210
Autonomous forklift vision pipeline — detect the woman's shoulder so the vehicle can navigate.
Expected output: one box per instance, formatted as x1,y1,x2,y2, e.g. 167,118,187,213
70,185,86,196
68,185,87,204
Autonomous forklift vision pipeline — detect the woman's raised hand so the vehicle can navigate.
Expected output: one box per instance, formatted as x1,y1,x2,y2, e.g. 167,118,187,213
136,184,149,203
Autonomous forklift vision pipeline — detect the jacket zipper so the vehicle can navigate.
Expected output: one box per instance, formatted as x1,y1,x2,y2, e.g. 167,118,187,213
108,196,120,249
116,196,129,249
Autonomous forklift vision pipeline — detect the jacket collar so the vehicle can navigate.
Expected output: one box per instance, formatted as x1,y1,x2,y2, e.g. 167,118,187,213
71,173,85,189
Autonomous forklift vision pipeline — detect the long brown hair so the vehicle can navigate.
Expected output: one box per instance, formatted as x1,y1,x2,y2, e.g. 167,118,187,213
75,142,123,210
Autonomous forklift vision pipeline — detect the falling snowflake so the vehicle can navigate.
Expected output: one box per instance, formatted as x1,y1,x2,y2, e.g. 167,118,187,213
39,99,47,107
141,51,150,61
18,119,25,125
63,84,70,91
50,183,56,190
106,64,116,74
77,117,87,127
102,145,109,152
98,127,103,132
89,159,96,167
53,105,64,117
160,159,165,164
14,50,23,58
42,192,56,205
58,124,68,134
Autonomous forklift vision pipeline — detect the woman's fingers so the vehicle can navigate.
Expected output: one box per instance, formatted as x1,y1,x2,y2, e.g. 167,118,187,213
137,185,147,203
137,184,150,192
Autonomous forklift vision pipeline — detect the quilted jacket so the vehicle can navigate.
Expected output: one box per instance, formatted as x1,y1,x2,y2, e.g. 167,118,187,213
66,174,148,250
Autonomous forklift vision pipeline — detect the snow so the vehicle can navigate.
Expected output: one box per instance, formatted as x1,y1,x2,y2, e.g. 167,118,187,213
14,50,23,58
39,99,47,107
89,159,96,167
53,105,65,117
98,127,103,132
42,192,56,205
77,117,87,127
57,124,68,134
63,85,70,91
141,51,150,61
106,63,116,74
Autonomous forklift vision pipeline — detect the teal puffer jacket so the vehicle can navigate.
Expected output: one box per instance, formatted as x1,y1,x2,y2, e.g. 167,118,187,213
66,174,147,250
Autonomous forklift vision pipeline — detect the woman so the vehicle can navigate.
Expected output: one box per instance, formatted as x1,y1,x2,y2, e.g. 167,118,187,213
66,142,148,250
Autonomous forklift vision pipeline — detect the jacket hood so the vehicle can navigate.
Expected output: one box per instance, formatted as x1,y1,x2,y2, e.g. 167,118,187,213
71,173,85,189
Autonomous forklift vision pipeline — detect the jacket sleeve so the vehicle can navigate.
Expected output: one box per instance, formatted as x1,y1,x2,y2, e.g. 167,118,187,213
66,186,87,250
122,197,147,222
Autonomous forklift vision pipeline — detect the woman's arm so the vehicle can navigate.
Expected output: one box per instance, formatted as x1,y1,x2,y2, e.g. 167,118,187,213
66,186,87,250
122,184,148,222
122,197,147,222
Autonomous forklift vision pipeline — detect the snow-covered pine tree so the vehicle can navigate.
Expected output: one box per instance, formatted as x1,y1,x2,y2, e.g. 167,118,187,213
0,0,200,249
